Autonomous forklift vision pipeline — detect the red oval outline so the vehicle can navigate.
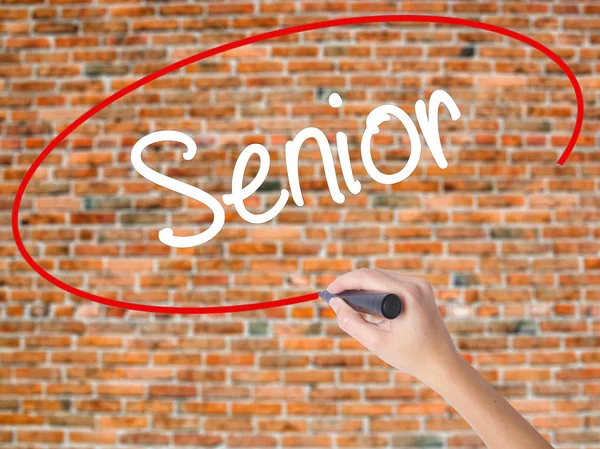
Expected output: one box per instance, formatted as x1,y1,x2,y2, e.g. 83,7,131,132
12,15,584,314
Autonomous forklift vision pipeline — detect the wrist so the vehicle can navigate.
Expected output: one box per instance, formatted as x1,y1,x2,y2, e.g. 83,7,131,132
421,349,472,394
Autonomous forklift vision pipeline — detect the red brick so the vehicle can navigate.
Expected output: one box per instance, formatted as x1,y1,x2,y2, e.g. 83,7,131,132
1,5,597,445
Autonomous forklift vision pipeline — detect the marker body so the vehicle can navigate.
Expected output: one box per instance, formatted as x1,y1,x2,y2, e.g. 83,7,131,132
320,290,403,319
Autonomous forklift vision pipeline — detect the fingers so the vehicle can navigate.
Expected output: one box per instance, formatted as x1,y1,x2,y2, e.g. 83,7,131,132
329,296,383,348
363,313,386,324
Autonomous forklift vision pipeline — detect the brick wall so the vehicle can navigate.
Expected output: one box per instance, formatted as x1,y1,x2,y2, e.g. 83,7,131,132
1,1,599,448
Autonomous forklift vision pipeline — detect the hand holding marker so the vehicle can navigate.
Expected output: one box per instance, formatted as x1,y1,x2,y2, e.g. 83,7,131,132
325,269,555,449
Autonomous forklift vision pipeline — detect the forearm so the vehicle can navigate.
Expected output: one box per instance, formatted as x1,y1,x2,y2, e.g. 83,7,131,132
426,355,553,449
326,270,554,449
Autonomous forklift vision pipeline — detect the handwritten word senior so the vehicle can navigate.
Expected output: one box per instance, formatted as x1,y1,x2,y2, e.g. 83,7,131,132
130,90,461,248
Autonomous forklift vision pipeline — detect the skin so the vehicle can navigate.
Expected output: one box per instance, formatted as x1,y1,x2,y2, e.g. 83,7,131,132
327,268,554,449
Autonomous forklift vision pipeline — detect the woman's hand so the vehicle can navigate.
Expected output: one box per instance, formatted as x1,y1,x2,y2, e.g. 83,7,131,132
326,268,554,449
326,268,460,385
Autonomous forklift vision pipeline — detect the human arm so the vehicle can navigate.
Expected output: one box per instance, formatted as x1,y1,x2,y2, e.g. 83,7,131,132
326,268,553,449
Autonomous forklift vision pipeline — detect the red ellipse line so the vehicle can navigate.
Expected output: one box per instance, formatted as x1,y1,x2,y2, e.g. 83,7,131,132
12,15,584,315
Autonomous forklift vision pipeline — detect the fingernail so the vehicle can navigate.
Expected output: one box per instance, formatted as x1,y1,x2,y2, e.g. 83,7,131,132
329,297,341,314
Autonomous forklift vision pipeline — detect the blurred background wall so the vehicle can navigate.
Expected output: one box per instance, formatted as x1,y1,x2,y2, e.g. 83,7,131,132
1,0,599,448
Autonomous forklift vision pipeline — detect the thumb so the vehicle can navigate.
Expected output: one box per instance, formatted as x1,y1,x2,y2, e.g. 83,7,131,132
329,297,383,349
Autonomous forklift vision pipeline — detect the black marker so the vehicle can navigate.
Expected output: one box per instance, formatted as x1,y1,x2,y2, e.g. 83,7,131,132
319,290,403,319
